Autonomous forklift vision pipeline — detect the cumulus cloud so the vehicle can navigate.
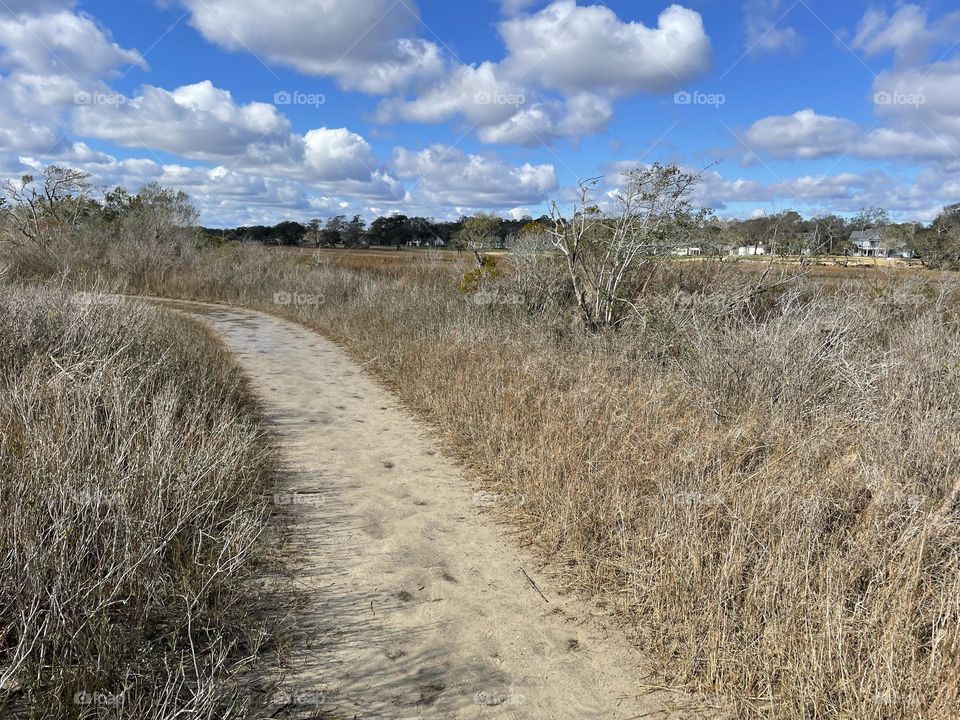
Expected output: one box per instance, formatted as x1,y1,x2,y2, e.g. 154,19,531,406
739,95,960,163
176,0,443,94
71,78,401,188
391,145,557,207
853,4,960,66
499,2,711,96
301,128,379,181
0,0,76,14
694,166,940,220
742,109,863,159
0,10,144,79
378,1,710,145
73,81,293,160
477,94,613,146
0,9,144,155
873,58,960,136
375,62,527,127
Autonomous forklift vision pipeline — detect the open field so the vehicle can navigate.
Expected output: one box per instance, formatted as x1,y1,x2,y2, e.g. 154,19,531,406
0,288,282,719
5,237,960,718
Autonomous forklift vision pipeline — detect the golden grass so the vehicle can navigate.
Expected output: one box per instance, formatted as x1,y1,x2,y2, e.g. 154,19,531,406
6,240,960,719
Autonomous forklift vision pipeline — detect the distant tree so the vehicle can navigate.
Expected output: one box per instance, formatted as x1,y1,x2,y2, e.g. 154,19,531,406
321,215,346,246
855,205,891,234
455,213,503,265
810,214,849,255
342,215,366,247
271,220,306,246
770,210,804,255
307,218,322,247
367,214,411,248
909,204,960,267
409,216,438,246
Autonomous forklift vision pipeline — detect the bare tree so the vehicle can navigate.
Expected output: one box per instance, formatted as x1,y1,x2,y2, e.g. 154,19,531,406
1,166,93,248
455,214,503,267
547,163,708,329
811,214,849,255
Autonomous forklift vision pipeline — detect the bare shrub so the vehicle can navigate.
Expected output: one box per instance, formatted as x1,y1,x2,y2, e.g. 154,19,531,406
505,230,568,316
548,163,709,328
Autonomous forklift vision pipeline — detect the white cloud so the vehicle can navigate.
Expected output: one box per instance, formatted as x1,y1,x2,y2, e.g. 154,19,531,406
0,0,76,15
743,0,802,55
375,62,526,126
177,0,443,94
739,97,960,163
477,94,612,146
378,1,710,145
0,10,144,79
0,9,144,155
500,1,711,96
853,5,960,66
742,109,862,159
302,127,379,181
391,145,557,207
73,81,293,160
873,58,960,137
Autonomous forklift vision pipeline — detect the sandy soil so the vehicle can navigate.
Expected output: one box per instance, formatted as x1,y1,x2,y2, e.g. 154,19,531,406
158,299,722,720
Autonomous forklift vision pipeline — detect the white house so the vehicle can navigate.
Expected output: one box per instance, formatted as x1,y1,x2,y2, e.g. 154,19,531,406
849,229,913,258
671,246,703,257
732,245,767,256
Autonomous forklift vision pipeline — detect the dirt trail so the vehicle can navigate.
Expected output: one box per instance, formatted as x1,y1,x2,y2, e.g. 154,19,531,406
160,299,719,720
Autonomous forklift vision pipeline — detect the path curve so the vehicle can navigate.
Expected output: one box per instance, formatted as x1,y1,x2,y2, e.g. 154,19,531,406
158,299,719,720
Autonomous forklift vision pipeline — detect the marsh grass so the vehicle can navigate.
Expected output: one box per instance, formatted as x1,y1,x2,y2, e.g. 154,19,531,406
5,241,960,718
0,287,283,719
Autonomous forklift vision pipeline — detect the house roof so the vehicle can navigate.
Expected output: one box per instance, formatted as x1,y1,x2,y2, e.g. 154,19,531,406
849,228,883,242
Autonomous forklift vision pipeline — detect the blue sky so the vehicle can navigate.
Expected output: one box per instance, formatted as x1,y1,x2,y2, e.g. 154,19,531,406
1,0,958,226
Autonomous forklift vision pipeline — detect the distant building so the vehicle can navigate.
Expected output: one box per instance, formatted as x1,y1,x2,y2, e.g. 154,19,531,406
732,245,767,256
849,228,913,258
672,246,703,256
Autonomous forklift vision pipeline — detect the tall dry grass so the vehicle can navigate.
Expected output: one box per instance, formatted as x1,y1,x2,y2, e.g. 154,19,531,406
0,287,282,719
5,240,960,718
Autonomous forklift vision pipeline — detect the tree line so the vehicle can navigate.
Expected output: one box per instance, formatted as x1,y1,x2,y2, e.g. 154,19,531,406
201,213,553,250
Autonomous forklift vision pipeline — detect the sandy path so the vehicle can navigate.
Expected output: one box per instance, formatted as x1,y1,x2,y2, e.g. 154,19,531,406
159,300,719,720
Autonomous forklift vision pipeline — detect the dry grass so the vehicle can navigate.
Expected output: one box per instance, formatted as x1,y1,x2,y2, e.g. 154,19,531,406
5,240,960,718
0,287,282,719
